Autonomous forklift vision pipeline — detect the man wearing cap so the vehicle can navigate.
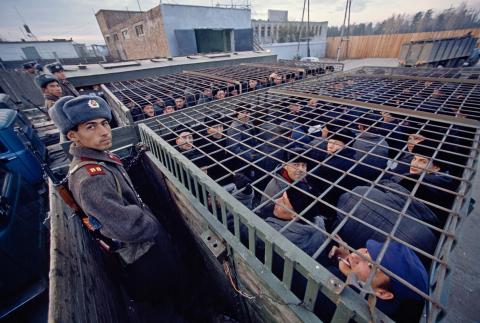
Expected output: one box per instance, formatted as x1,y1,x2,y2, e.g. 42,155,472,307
256,182,327,256
260,153,311,213
35,74,62,109
48,95,181,302
22,61,36,75
46,63,80,97
391,139,457,224
316,239,429,322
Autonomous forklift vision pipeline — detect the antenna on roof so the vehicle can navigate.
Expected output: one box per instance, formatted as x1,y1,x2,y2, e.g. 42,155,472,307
14,6,38,41
335,0,351,61
136,0,142,11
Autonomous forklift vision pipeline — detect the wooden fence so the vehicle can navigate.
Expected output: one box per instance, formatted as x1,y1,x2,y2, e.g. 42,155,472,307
326,28,480,59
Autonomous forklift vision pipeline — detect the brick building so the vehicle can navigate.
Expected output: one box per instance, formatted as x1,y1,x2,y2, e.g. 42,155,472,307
96,4,253,60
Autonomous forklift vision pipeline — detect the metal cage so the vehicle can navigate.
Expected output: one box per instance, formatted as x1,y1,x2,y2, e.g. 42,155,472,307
135,67,480,322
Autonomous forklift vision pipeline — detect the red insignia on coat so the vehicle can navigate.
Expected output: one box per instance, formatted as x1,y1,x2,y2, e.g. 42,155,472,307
84,165,105,176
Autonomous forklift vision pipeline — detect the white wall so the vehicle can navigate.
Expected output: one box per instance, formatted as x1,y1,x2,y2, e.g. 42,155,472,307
0,42,79,61
262,41,327,59
161,4,251,56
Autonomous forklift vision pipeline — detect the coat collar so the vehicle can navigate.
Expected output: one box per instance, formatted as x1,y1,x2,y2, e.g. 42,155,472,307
69,143,123,166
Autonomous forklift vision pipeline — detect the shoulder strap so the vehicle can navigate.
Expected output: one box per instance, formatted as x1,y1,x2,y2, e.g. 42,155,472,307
69,161,122,198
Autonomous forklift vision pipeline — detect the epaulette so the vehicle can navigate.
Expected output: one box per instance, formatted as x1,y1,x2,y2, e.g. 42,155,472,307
84,164,105,176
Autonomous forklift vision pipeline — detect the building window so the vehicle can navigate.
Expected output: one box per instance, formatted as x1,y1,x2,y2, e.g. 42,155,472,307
113,33,119,41
135,24,144,37
261,26,265,37
267,26,271,37
121,28,129,39
105,35,111,43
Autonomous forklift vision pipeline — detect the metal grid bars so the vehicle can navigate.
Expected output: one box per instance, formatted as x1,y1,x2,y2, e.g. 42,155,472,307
138,89,480,323
196,63,306,86
351,66,480,81
104,63,312,123
277,59,345,73
276,72,480,122
105,73,238,122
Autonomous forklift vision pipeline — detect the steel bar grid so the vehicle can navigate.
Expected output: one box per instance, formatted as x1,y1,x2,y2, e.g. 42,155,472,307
277,73,480,121
136,81,480,322
104,64,314,123
350,66,480,81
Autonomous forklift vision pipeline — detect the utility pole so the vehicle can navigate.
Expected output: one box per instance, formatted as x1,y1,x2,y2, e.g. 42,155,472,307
335,0,351,61
307,0,310,57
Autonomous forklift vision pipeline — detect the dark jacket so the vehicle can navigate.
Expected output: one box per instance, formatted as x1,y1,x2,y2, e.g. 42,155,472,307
393,172,457,225
256,122,288,172
44,94,59,109
265,217,327,256
68,145,159,263
334,180,439,258
60,79,79,97
353,131,390,168
226,119,257,162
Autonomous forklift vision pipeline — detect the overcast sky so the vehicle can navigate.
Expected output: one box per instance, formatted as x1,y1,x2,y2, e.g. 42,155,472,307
0,0,478,44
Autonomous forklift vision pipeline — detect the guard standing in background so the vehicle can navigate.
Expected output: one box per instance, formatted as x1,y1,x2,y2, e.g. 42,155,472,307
46,62,80,97
34,74,62,109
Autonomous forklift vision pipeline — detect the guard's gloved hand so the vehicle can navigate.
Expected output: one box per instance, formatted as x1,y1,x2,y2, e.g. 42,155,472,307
234,173,252,195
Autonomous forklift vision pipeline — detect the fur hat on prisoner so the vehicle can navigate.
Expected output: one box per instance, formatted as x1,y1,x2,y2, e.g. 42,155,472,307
48,95,112,135
285,181,318,221
35,74,59,89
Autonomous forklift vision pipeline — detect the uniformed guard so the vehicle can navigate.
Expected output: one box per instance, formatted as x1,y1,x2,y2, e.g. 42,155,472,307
22,61,36,74
34,74,62,109
46,63,80,97
48,95,182,302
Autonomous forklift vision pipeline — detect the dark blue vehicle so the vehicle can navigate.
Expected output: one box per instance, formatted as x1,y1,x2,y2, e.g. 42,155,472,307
0,106,48,319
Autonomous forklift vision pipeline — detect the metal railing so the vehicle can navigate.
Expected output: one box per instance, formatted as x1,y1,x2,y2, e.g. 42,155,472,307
135,74,480,322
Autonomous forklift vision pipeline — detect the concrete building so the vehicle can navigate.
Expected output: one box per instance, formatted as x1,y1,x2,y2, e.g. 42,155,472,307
96,4,253,60
0,39,81,61
252,17,327,45
251,9,327,59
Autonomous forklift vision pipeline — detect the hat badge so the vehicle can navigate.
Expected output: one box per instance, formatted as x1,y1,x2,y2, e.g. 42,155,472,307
88,99,100,108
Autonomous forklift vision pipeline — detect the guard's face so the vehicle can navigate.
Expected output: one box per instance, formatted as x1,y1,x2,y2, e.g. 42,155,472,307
143,104,154,117
327,139,345,154
175,98,185,109
67,118,112,151
54,71,66,80
284,162,307,181
45,82,62,97
273,191,295,220
176,132,194,151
